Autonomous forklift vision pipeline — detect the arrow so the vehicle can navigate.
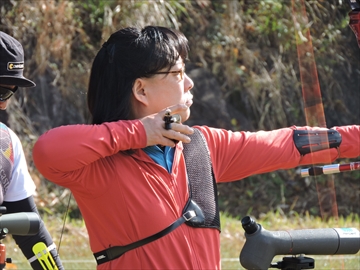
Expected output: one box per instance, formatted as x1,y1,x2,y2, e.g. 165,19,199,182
301,161,360,177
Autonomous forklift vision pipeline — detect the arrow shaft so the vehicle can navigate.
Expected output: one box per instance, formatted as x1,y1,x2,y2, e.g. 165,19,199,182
301,162,360,177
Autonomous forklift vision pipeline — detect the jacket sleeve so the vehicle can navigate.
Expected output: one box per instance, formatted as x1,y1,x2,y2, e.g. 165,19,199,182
33,120,147,183
196,125,359,183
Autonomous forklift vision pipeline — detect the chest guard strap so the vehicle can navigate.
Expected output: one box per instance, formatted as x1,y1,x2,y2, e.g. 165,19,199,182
94,201,201,265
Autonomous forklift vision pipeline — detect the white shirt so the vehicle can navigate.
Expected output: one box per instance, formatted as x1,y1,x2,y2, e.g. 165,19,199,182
4,127,35,201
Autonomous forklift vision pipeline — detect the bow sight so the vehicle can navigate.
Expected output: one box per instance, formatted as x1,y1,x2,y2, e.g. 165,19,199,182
240,216,360,270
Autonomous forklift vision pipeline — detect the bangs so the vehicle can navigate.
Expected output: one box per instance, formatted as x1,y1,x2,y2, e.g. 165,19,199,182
134,26,189,77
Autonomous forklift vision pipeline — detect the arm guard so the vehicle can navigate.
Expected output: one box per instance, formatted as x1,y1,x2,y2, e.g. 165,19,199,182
293,129,342,155
2,197,64,270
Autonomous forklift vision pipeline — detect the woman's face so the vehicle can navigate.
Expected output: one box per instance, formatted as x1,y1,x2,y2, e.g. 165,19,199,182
135,57,194,122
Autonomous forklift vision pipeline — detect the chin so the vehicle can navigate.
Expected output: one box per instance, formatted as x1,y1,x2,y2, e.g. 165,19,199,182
180,109,191,123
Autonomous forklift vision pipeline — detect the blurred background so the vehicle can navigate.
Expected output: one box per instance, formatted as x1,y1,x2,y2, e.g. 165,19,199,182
0,0,359,221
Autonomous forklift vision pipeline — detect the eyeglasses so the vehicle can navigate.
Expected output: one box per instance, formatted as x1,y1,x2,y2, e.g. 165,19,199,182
151,66,186,80
0,86,18,101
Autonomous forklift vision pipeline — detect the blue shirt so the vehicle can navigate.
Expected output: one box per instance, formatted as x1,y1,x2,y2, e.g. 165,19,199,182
143,145,175,173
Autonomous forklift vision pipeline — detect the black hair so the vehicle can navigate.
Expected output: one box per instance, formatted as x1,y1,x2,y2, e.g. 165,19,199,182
87,26,189,124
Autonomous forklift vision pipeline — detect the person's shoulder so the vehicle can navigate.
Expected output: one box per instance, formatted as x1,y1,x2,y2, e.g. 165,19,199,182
0,123,21,145
191,125,222,144
192,125,220,134
0,122,13,137
0,122,9,130
0,123,16,135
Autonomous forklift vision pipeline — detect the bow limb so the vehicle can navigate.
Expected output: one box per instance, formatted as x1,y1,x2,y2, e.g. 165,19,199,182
291,0,338,220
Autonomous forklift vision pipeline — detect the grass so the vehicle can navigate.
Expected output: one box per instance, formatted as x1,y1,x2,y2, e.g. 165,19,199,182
2,212,359,269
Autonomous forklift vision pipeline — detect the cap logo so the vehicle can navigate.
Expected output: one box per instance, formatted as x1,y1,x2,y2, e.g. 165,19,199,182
7,62,24,71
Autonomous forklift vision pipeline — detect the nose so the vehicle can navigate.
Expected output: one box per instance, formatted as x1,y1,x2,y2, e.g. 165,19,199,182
184,73,194,92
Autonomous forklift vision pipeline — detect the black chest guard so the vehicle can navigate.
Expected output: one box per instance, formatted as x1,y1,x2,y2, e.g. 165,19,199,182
183,128,220,231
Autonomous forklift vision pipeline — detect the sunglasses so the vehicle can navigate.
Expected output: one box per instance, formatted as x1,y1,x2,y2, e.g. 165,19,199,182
0,86,17,101
151,66,186,80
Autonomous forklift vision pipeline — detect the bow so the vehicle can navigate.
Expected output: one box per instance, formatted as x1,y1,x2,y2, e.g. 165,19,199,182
291,0,338,220
291,0,360,219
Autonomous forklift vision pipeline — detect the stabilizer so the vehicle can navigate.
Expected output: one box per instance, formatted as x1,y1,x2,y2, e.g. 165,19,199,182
31,242,58,270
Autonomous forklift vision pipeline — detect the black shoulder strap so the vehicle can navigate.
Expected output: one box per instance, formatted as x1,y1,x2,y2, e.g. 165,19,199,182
94,208,197,265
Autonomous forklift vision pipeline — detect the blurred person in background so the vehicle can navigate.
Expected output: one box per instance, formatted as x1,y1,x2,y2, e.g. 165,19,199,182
33,26,359,269
0,31,63,270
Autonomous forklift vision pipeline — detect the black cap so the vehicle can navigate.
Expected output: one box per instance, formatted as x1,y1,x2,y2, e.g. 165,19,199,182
0,31,35,88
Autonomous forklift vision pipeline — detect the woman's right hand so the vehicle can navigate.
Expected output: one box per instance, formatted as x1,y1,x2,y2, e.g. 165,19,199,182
140,104,194,147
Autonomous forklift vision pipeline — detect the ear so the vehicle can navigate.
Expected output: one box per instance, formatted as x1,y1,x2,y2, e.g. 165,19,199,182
132,78,148,106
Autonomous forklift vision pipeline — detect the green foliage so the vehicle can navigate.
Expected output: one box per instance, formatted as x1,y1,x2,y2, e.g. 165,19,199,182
0,0,358,220
246,0,293,43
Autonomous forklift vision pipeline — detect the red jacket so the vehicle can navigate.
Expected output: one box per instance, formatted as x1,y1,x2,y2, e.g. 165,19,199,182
33,122,360,269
